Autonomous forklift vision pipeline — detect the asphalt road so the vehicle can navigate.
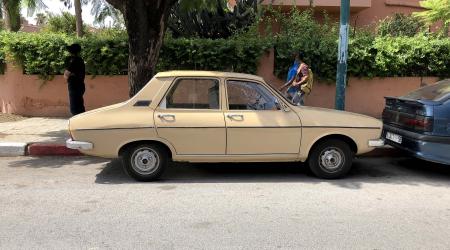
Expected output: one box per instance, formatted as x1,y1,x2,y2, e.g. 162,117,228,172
0,156,449,249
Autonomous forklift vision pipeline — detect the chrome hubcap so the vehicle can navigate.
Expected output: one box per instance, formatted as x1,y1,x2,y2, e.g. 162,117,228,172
131,147,159,175
319,148,344,173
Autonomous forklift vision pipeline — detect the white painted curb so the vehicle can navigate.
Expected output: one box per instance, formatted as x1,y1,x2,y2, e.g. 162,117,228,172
0,142,28,156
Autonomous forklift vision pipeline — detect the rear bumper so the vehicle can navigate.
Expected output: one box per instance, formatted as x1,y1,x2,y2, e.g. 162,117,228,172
383,124,450,165
66,139,93,150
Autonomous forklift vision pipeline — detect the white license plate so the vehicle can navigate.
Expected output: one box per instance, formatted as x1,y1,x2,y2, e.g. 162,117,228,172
386,132,402,144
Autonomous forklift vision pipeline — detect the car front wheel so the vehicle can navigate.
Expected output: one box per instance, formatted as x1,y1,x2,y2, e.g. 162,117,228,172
308,139,353,179
122,143,168,181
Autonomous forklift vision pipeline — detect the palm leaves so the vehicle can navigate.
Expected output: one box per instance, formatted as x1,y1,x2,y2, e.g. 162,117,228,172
90,0,122,26
22,0,47,17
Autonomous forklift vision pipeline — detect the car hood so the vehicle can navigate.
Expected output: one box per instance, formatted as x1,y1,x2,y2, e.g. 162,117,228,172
293,106,382,128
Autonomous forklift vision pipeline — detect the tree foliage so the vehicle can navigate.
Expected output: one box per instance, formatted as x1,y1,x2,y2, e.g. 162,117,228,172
0,0,46,31
168,0,259,39
1,7,449,80
90,0,123,27
42,12,88,35
377,13,426,37
414,0,450,35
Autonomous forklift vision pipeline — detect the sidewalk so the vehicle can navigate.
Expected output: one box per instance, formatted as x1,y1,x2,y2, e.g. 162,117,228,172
0,115,80,156
0,117,68,144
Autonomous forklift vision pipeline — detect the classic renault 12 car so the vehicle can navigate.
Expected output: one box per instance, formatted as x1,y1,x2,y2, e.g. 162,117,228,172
67,71,383,181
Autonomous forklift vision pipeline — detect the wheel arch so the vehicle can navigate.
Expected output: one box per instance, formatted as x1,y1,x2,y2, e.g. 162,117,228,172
307,134,358,159
118,139,175,159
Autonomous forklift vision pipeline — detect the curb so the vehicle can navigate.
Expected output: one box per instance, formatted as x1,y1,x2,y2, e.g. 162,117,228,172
0,142,28,156
27,143,82,156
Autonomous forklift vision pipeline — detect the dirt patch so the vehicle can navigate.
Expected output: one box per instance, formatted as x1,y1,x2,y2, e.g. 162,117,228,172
0,113,28,123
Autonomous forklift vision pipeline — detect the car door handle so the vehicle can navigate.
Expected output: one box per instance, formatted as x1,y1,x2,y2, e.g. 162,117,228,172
227,114,244,120
158,114,175,119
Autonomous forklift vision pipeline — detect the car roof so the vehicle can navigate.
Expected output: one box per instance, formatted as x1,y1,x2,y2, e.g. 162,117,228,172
155,70,264,82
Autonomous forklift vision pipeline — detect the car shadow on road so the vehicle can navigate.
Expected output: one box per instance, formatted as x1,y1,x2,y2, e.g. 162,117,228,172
95,157,450,189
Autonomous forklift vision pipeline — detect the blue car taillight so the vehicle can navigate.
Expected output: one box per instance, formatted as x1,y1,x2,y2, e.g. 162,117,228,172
401,115,434,132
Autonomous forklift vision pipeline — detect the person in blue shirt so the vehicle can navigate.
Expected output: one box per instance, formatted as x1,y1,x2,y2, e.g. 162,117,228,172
285,52,300,100
279,51,312,105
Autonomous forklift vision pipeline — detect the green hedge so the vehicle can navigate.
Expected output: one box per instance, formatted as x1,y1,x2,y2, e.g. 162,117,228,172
0,31,449,79
270,8,450,81
274,34,450,80
0,31,271,78
157,36,272,73
0,32,128,78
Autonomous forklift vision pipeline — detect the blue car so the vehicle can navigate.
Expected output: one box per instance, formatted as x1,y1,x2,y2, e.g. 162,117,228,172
382,79,450,165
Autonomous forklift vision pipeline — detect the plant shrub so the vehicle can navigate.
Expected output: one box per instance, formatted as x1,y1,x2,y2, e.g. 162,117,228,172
158,35,272,73
0,31,128,78
269,8,339,81
377,13,426,37
0,30,271,77
0,17,449,79
271,8,450,80
42,12,90,36
373,35,450,77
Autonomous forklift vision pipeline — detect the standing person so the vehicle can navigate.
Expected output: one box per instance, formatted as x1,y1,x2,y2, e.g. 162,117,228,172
286,52,300,99
279,52,313,105
64,43,86,116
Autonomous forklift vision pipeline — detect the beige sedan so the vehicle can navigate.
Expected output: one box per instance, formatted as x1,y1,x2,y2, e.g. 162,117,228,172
67,71,384,181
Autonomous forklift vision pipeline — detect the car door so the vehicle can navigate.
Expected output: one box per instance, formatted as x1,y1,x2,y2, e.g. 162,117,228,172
224,79,302,155
154,77,226,155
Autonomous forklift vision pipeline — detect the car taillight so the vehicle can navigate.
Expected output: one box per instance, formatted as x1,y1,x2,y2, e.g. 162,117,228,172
402,115,433,132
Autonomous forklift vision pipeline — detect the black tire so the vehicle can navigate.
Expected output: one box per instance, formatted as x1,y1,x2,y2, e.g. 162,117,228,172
121,143,168,182
308,139,353,179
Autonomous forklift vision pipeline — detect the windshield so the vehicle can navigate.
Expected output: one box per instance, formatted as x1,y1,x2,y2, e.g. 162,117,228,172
403,79,450,102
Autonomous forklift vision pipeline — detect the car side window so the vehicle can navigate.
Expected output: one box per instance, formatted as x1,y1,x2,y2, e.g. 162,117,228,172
227,80,281,111
161,78,220,109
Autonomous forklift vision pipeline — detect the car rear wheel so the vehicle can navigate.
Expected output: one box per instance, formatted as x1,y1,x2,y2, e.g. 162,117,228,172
308,139,353,179
122,143,168,181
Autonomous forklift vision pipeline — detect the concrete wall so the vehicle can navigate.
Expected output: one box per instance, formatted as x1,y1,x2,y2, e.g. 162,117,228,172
352,0,423,27
0,64,129,117
0,57,439,118
261,0,424,28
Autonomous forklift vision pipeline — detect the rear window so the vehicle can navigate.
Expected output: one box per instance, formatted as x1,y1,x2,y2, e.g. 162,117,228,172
403,79,450,101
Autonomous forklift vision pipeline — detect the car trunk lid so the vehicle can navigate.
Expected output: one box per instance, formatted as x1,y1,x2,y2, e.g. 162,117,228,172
382,97,434,133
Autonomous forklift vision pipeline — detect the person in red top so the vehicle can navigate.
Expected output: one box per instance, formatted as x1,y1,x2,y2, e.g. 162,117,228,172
279,52,311,105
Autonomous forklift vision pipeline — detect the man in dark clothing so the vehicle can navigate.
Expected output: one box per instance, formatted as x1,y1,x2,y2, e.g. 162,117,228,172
64,43,86,116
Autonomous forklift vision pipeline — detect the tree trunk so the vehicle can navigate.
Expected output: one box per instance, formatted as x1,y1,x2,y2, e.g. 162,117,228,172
122,0,175,97
3,0,20,31
74,0,83,37
2,1,11,30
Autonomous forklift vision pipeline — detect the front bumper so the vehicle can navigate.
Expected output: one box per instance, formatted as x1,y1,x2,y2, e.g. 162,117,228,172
66,139,93,150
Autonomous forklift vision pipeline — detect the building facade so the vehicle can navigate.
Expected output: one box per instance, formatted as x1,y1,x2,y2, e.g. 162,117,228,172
260,0,424,27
